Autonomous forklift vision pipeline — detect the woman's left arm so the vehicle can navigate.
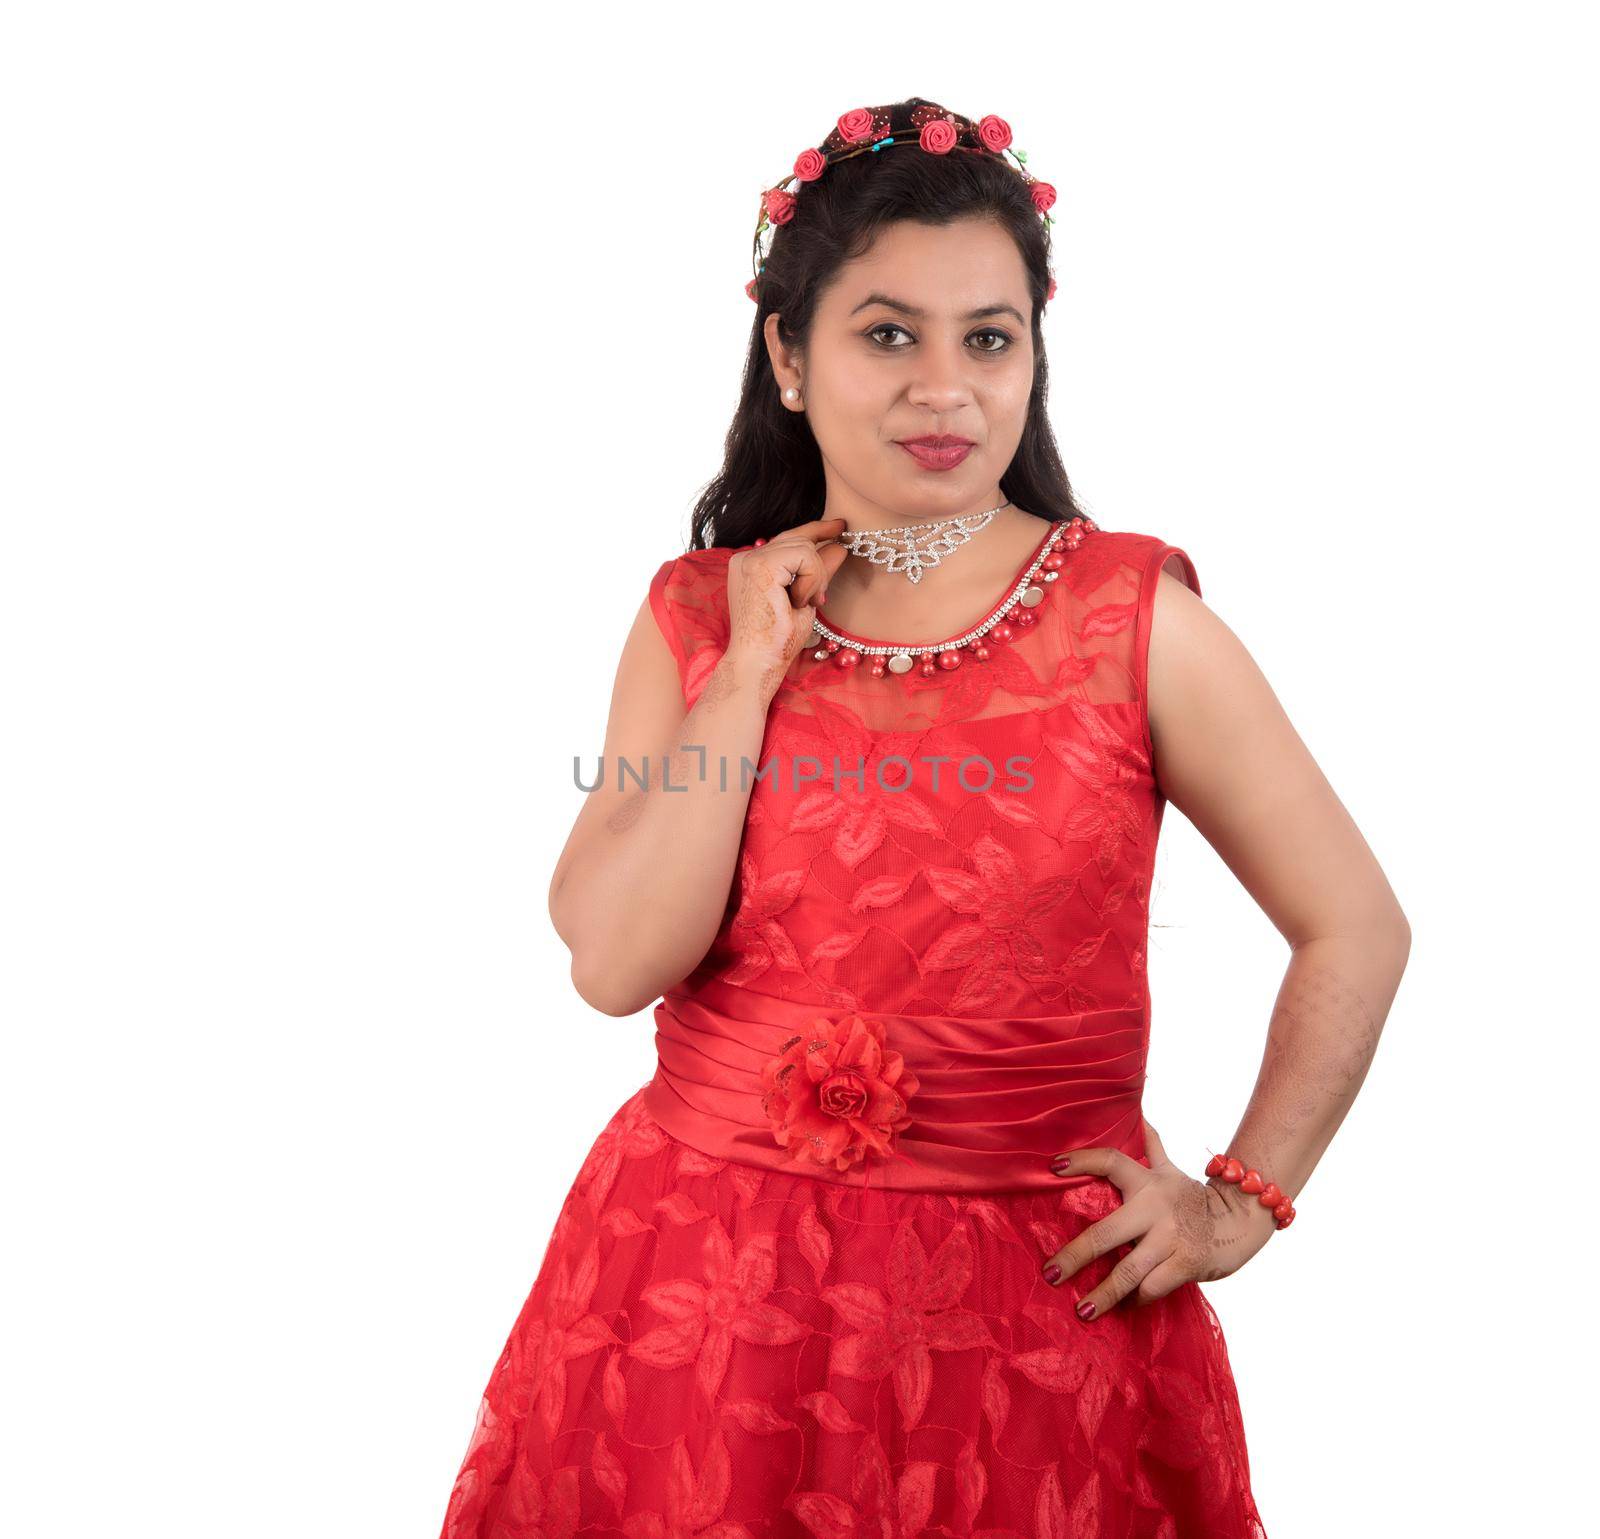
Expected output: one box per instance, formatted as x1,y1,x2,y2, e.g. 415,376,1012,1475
1046,569,1412,1314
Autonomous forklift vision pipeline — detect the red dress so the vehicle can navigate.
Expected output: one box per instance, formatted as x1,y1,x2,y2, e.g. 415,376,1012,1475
438,521,1269,1539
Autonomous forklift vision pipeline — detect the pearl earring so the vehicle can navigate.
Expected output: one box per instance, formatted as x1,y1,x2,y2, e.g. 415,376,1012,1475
784,387,800,402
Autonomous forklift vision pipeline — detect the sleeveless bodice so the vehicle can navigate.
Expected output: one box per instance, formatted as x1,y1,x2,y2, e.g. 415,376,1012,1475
642,522,1200,1194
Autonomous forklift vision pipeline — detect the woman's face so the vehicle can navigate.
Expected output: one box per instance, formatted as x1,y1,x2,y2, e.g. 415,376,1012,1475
767,216,1037,519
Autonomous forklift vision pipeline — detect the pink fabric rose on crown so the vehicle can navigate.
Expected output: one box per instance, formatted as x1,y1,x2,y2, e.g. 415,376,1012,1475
836,107,877,144
976,114,1013,153
764,187,797,226
760,1014,919,1173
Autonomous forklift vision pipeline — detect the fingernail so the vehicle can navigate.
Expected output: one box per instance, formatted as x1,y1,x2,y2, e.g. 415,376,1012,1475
1076,1299,1096,1321
1042,1263,1061,1285
1050,1154,1071,1174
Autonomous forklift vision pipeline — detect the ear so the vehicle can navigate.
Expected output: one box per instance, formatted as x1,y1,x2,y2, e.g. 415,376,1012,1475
762,313,804,406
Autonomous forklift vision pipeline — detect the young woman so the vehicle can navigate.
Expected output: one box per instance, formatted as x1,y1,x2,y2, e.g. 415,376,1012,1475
438,97,1409,1538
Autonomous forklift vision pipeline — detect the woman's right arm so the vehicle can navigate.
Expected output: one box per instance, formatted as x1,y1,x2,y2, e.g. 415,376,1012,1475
548,519,847,1016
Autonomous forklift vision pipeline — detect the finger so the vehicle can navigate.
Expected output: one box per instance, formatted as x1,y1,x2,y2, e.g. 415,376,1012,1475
749,540,830,609
762,520,850,606
775,536,851,603
1141,1118,1169,1168
1075,1237,1169,1321
789,546,834,611
1131,1255,1191,1305
1041,1204,1144,1289
818,539,851,585
1051,1145,1148,1195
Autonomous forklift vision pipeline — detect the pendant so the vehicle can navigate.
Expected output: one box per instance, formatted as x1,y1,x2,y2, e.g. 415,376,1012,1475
838,503,1006,585
808,515,1098,683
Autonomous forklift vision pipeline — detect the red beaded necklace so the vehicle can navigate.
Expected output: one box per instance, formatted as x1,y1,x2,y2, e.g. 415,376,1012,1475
809,515,1098,681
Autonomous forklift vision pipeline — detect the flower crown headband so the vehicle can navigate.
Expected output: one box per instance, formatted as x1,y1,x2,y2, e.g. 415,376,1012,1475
747,102,1058,306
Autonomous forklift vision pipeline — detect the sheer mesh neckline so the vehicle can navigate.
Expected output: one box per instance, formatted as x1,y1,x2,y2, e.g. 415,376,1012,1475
651,524,1194,737
811,519,1061,650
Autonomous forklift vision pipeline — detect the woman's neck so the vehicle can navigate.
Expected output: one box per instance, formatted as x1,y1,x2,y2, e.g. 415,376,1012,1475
814,504,1053,642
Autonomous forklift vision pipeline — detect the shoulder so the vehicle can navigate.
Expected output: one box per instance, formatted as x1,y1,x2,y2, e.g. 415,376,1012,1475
650,546,735,628
1054,525,1202,618
646,547,737,692
651,544,735,592
1071,526,1199,590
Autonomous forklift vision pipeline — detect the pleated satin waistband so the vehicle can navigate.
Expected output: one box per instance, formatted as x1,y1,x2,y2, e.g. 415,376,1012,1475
641,977,1150,1193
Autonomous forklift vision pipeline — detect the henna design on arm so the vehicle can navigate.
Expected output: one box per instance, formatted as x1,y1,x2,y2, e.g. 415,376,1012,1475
1227,954,1386,1201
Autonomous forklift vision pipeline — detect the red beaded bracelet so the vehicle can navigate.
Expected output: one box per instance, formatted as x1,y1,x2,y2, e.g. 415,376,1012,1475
1205,1152,1297,1229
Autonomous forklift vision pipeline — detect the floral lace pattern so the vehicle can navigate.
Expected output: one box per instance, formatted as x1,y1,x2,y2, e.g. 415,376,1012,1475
438,525,1270,1536
439,1090,1268,1538
652,527,1201,1022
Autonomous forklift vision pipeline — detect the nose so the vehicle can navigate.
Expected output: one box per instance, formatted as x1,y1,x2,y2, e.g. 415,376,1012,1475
905,339,976,413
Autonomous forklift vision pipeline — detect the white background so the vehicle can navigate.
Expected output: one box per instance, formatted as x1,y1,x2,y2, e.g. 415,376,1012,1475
4,4,1596,1534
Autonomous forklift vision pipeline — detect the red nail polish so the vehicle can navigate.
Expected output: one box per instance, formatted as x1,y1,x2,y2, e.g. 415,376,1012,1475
1076,1299,1096,1320
1043,1263,1061,1284
1052,1154,1071,1172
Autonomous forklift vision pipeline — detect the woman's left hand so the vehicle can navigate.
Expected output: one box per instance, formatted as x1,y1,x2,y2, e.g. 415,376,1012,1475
1041,1118,1277,1319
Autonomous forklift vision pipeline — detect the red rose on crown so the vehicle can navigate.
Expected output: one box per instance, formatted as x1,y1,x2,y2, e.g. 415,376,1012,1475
976,114,1013,153
837,108,876,143
760,1014,919,1173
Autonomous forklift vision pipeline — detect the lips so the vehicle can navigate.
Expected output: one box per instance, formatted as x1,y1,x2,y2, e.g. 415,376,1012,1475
898,435,975,471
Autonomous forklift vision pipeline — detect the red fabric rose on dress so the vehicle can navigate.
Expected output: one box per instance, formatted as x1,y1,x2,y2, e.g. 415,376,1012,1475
837,107,876,143
976,114,1013,153
1030,180,1057,214
919,118,958,154
761,1014,919,1172
764,187,796,225
793,147,827,182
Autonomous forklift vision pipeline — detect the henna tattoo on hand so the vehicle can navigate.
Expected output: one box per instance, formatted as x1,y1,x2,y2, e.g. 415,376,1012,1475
1173,1180,1219,1254
726,554,815,689
728,558,789,661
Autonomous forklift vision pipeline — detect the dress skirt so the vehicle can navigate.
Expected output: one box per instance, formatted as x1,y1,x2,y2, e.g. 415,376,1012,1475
437,1086,1269,1539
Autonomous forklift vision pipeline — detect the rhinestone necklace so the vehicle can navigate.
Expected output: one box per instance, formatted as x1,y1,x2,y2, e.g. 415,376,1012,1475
837,500,1008,584
811,515,1099,681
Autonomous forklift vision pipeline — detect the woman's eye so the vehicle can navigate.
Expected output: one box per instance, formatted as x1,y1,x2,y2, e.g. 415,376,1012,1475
867,324,912,347
865,323,1013,353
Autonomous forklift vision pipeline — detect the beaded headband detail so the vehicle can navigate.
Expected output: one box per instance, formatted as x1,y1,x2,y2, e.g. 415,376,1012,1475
747,102,1058,307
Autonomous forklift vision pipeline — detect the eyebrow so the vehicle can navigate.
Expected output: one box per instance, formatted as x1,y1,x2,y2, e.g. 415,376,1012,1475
850,291,1028,328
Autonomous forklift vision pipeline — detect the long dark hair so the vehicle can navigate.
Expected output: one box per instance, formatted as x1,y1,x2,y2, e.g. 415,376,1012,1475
688,97,1090,552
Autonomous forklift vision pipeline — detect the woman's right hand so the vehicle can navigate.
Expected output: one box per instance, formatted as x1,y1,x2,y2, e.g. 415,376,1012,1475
723,516,850,689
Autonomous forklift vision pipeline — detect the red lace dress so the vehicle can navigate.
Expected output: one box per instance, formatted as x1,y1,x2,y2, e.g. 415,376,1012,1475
438,521,1270,1539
